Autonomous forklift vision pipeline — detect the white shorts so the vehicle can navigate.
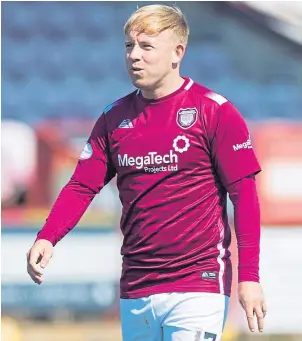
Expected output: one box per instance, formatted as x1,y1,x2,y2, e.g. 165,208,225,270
120,292,229,341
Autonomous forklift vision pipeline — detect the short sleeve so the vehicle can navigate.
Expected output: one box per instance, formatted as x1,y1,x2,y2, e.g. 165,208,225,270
210,101,261,186
72,113,116,192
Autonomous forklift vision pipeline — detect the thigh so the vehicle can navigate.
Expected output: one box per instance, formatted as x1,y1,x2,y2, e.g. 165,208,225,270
162,293,229,341
120,297,163,341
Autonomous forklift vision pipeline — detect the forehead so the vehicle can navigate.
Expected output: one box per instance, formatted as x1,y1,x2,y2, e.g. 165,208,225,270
125,29,175,42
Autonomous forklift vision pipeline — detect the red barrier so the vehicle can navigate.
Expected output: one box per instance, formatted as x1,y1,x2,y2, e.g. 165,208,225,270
252,122,302,226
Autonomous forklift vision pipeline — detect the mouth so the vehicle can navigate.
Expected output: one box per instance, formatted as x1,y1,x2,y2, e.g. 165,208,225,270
131,67,143,72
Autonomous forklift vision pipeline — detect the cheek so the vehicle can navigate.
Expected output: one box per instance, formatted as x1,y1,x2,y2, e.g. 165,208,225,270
144,53,168,69
160,48,173,64
142,53,155,65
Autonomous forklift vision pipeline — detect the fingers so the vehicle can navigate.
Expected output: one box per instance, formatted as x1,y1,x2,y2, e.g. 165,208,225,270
27,249,43,276
27,248,45,284
40,249,52,269
244,304,255,332
262,301,267,318
243,301,267,333
254,306,264,332
27,241,54,285
27,263,43,285
238,282,266,333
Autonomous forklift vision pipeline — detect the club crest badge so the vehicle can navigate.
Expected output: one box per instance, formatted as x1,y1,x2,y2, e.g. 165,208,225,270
176,108,198,129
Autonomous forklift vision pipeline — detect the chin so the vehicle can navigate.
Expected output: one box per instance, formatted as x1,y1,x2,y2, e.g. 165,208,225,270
131,78,148,89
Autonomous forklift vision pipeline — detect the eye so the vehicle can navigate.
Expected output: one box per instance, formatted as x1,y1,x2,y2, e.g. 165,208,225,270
143,44,153,50
125,43,133,48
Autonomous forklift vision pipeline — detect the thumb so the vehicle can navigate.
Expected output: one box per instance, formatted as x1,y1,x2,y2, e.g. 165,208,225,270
40,248,52,269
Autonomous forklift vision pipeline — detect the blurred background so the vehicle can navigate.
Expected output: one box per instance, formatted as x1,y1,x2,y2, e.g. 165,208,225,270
1,1,302,341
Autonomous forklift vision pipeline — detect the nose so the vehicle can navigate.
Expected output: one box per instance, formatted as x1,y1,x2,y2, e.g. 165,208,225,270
128,45,142,62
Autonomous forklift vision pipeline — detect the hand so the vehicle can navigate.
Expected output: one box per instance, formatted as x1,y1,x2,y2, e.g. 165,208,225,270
238,281,267,333
27,239,53,285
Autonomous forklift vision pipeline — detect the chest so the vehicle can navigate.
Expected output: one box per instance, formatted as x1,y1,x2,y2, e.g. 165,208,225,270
108,105,211,173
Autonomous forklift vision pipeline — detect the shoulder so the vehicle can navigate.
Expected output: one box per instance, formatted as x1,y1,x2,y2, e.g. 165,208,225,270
93,90,137,123
188,80,241,121
189,81,229,108
187,80,245,138
103,90,137,116
93,90,137,131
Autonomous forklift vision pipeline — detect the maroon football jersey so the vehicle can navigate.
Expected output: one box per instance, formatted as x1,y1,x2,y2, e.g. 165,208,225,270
72,77,261,298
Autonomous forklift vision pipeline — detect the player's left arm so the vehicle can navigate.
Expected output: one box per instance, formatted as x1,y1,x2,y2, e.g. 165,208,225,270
226,175,266,333
209,100,266,333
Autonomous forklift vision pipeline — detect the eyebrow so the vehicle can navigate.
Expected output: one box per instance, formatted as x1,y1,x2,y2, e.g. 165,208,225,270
125,40,155,45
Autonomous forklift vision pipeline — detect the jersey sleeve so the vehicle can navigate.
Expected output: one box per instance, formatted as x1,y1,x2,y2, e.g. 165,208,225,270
72,113,116,192
36,179,95,245
227,175,261,282
209,101,261,186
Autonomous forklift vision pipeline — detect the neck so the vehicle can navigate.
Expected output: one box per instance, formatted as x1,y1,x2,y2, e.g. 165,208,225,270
141,74,185,100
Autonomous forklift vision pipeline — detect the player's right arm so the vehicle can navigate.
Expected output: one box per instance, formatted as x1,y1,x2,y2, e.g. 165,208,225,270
27,113,116,284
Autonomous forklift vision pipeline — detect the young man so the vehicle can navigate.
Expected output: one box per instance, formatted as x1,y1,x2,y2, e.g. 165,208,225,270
27,4,266,341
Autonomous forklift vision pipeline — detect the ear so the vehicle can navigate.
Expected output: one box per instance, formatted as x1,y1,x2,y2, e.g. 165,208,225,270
172,43,185,64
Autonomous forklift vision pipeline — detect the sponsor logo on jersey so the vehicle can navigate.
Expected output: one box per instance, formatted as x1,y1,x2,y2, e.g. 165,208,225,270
233,135,253,151
118,119,133,128
201,271,217,280
176,108,198,129
173,135,190,153
118,135,190,173
118,150,178,170
79,143,93,160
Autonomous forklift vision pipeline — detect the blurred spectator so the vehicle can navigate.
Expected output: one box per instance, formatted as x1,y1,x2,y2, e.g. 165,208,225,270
1,120,37,207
